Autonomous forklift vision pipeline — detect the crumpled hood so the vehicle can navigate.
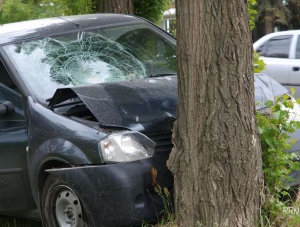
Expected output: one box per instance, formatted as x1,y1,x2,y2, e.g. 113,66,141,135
49,76,177,131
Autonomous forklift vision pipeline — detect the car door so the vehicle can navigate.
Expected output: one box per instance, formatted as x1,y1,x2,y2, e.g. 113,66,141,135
256,34,294,84
284,34,300,96
0,59,34,211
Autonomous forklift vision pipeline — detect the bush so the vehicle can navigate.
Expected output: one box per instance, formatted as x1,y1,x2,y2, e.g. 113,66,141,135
258,90,300,226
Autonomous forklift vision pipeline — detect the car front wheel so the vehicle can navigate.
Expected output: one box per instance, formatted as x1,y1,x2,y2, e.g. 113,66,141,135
42,175,90,227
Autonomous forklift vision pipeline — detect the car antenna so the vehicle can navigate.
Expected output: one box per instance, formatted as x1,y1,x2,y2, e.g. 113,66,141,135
56,17,81,29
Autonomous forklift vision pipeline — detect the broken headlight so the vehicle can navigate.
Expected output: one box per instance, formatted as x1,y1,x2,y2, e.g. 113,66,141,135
99,131,155,162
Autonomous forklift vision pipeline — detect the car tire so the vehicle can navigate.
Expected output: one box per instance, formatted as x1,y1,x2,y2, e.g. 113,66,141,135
42,175,91,227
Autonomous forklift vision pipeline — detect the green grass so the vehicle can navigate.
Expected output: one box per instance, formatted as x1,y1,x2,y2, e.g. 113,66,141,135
0,215,41,227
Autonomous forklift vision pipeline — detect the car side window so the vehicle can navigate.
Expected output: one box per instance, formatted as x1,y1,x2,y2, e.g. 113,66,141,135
256,43,267,55
258,35,292,58
0,58,24,120
295,36,300,59
0,59,19,93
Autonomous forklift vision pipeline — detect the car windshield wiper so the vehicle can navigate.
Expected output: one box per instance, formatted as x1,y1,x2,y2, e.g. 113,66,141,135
147,73,176,78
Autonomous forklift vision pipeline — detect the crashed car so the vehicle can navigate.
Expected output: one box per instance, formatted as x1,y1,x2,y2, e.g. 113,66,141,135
0,14,176,227
1,14,300,227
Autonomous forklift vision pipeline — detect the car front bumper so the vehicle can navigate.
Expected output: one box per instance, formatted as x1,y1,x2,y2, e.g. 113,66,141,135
46,157,173,227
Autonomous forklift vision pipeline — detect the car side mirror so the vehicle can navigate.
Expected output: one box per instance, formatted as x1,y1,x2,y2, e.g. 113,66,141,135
0,101,15,115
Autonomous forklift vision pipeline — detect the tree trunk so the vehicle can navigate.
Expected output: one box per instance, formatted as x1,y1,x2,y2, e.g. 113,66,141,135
265,8,273,34
168,0,263,227
97,0,134,14
0,0,3,13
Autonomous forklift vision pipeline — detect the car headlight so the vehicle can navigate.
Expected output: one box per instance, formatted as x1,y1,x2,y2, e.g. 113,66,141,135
99,131,155,162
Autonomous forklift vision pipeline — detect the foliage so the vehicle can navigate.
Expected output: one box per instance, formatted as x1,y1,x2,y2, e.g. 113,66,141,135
34,0,68,19
154,185,174,224
0,0,95,24
253,51,266,73
0,0,167,25
62,0,95,15
0,0,36,24
248,0,258,30
254,0,300,33
133,0,169,23
286,0,300,29
257,90,300,225
256,0,290,27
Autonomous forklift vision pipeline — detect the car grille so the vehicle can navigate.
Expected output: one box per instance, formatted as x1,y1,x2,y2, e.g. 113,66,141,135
143,131,173,156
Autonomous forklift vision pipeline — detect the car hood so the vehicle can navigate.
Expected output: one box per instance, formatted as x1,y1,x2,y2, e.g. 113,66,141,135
49,76,177,131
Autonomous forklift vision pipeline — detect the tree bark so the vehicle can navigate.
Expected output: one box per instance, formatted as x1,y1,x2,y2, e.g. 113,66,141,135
0,0,3,13
168,0,263,227
97,0,134,14
265,8,274,34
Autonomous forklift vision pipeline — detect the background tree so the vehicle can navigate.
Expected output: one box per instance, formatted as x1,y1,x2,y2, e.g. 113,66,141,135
168,0,263,226
256,0,289,34
253,0,300,40
0,0,3,13
285,0,300,29
97,0,133,14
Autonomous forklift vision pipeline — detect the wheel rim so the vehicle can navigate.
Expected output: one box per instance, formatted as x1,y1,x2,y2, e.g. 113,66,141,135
51,186,85,227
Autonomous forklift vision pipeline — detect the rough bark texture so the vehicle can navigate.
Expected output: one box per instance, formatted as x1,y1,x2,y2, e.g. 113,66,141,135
97,0,134,14
168,1,263,227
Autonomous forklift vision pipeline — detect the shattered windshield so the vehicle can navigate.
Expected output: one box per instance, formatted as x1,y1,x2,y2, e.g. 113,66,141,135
4,23,176,101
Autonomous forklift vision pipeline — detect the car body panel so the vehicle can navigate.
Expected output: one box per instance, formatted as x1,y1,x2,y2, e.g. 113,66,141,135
258,57,293,84
26,96,105,206
0,83,35,211
46,158,172,227
49,76,177,130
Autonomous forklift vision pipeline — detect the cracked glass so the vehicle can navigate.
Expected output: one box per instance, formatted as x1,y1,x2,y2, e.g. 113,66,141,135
4,23,176,102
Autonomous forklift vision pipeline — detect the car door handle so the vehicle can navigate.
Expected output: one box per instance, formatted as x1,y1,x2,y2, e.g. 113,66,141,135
293,67,300,71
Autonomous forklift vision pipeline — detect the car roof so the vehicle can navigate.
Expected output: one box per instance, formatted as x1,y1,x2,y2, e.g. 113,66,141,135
0,14,144,45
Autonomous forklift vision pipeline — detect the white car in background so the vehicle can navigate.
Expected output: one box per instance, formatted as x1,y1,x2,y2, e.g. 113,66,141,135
254,30,300,97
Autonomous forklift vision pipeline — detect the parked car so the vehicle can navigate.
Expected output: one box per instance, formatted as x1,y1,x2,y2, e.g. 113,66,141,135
254,30,300,97
1,14,300,227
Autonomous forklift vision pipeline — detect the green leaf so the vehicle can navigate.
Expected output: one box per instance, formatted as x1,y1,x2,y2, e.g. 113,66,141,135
285,100,294,109
291,87,295,96
265,100,274,108
283,94,290,101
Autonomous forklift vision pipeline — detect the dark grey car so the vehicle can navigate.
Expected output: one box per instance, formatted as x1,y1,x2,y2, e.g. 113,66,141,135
1,13,300,227
0,14,176,227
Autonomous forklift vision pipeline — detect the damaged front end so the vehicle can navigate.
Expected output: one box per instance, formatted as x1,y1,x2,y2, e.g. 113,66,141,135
44,77,177,226
46,158,172,226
